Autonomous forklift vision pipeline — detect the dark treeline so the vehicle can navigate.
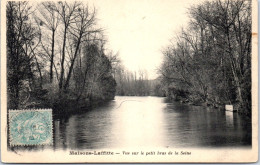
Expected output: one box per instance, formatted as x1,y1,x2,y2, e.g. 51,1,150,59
7,1,116,113
112,61,150,96
159,0,251,115
110,57,164,96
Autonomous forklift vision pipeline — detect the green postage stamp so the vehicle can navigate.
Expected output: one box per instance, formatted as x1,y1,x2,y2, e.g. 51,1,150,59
8,109,53,146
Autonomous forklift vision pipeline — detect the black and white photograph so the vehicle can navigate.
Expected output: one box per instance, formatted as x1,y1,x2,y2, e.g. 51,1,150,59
1,0,258,163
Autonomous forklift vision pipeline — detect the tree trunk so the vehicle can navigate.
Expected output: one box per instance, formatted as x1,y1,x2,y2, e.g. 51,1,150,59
64,35,82,90
226,28,244,109
59,26,67,91
50,29,55,83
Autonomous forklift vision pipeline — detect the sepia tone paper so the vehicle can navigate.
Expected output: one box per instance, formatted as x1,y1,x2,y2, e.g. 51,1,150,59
1,0,258,163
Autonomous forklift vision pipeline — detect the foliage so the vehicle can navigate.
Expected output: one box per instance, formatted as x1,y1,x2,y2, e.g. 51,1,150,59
159,0,251,114
7,2,41,109
7,1,116,112
113,64,151,96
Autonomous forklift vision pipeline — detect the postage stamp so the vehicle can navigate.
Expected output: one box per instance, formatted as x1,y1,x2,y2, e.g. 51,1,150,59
8,109,53,146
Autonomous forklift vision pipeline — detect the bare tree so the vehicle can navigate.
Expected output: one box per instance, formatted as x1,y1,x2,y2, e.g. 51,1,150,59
35,2,60,83
160,0,251,113
64,5,101,90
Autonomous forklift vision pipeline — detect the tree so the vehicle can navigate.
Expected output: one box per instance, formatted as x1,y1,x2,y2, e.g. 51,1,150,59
159,0,251,114
7,1,117,112
35,2,60,83
7,2,40,109
64,5,100,90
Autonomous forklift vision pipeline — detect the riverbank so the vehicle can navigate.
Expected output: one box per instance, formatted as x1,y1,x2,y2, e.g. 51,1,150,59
165,95,251,117
52,97,115,116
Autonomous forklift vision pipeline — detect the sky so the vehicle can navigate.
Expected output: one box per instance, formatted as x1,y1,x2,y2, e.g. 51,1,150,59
87,0,204,79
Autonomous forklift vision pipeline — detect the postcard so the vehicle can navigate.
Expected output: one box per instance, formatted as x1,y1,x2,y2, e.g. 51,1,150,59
1,0,258,163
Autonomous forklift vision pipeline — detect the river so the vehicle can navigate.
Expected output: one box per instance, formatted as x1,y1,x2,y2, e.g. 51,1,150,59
53,96,251,150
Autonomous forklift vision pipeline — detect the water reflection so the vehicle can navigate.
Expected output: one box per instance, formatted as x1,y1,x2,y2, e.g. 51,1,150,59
53,96,251,150
110,97,167,148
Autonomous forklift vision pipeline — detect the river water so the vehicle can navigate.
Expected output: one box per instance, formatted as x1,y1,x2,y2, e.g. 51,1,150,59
53,96,251,150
